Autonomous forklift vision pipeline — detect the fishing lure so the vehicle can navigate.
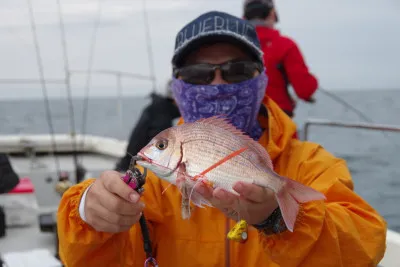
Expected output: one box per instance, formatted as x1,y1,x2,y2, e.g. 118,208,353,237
227,219,248,243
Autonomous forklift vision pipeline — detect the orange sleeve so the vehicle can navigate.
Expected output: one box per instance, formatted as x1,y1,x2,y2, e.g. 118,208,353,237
260,143,387,266
57,175,166,267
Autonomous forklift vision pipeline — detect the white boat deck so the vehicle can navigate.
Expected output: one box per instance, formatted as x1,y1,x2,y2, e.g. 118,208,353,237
1,221,55,255
0,153,119,259
0,134,398,266
0,135,125,265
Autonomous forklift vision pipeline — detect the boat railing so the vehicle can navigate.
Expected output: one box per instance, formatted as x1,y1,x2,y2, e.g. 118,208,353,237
302,118,400,266
302,118,400,141
68,69,155,82
0,69,155,86
0,70,155,133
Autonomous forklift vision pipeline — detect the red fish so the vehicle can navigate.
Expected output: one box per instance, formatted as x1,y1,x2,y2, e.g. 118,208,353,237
137,116,326,232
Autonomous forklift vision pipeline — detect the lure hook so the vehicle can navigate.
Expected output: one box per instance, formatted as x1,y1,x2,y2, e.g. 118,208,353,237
121,155,147,193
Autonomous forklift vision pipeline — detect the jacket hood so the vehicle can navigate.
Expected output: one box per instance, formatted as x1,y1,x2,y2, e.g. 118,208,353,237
259,96,297,161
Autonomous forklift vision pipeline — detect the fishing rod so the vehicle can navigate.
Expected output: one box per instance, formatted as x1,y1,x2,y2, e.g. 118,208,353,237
142,0,157,93
26,0,62,177
79,0,103,166
56,0,81,184
317,87,400,149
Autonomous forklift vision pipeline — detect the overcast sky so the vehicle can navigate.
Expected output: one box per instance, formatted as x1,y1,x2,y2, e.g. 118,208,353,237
0,0,399,99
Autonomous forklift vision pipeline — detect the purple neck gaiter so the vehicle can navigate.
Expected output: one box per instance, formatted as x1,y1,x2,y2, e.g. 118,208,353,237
170,72,268,140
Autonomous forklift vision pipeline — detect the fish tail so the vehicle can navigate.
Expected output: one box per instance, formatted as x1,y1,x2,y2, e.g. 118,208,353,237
181,202,192,220
275,177,326,232
255,174,326,232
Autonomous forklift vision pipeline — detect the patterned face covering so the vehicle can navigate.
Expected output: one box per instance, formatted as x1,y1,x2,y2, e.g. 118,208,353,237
170,72,268,140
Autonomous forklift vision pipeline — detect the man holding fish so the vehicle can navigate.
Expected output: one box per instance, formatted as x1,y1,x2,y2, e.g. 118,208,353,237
57,11,387,267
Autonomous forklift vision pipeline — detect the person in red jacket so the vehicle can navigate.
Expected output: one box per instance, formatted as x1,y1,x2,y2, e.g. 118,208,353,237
243,0,318,118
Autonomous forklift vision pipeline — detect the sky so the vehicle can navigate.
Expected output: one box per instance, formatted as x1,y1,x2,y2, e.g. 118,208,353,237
0,0,399,99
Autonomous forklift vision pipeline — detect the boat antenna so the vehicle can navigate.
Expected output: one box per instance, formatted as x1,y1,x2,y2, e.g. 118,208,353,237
79,0,103,165
26,0,62,176
318,87,400,149
55,0,81,184
142,0,157,93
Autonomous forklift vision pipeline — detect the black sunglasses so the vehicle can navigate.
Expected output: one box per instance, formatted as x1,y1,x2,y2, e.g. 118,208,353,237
173,61,263,85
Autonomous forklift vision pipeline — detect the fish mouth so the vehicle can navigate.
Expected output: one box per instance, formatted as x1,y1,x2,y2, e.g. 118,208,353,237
136,152,152,164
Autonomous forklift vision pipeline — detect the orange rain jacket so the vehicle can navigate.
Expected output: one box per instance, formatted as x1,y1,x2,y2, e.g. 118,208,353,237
57,97,387,267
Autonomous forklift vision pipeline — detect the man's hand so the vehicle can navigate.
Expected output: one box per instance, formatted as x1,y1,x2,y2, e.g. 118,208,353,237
85,170,145,233
194,181,278,225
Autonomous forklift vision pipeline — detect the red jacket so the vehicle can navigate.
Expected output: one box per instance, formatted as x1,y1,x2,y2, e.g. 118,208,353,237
256,26,318,116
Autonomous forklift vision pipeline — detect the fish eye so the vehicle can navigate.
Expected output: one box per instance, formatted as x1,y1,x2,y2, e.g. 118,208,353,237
155,139,168,150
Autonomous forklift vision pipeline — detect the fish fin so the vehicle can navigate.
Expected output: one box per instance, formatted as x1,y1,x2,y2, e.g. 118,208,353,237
189,190,213,208
180,183,192,219
197,116,251,138
188,177,213,208
176,162,193,219
176,162,187,188
176,162,213,217
196,116,274,170
274,176,326,232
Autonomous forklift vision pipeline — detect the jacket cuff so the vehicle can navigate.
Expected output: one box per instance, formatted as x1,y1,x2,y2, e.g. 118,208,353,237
78,184,94,222
61,179,96,227
252,207,288,236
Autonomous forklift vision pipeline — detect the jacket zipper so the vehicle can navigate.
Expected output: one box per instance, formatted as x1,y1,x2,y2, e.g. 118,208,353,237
225,218,230,267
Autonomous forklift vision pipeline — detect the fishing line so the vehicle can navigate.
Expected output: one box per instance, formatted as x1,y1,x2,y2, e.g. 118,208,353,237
318,87,375,123
318,87,400,149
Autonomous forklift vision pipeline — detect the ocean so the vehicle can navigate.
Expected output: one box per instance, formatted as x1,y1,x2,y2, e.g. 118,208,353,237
0,88,399,232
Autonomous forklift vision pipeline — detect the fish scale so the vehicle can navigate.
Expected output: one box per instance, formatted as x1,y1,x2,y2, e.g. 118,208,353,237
181,126,266,170
183,136,266,167
176,123,272,188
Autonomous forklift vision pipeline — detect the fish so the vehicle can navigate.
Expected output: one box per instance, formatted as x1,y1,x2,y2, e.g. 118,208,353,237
136,116,326,232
